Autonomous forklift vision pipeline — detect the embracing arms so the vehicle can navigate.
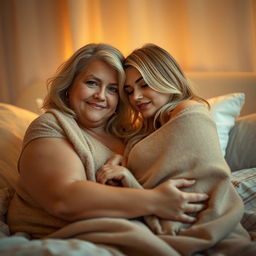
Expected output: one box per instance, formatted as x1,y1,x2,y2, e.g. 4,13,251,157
19,138,208,223
96,154,208,223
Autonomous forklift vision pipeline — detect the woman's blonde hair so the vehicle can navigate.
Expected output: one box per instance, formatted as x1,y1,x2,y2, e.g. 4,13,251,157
117,43,208,144
42,43,125,135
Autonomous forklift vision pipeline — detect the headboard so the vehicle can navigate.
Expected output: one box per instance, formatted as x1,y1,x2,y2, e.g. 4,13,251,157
187,72,256,116
15,72,256,116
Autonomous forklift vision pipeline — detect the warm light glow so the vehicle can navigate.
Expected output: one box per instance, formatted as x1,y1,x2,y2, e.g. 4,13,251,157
58,0,74,59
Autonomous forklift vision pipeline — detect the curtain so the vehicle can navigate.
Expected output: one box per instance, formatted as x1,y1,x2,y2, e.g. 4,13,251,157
0,0,255,105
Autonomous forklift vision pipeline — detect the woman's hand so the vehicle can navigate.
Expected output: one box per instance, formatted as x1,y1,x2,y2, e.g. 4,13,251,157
96,163,142,188
96,165,136,187
96,154,142,188
152,179,208,223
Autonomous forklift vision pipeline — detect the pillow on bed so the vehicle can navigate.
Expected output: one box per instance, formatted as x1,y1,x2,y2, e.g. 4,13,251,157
208,93,245,156
225,113,256,171
0,103,38,190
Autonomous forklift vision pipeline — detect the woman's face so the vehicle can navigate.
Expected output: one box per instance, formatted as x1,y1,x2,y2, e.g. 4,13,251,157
68,59,119,128
124,67,170,119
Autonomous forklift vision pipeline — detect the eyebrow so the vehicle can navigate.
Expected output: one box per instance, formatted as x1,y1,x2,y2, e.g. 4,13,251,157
87,74,118,86
135,77,143,83
87,75,100,82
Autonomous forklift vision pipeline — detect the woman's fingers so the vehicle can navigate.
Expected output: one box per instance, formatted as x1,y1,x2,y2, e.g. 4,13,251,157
106,154,123,165
96,168,107,184
170,178,209,202
172,179,195,188
184,203,206,213
97,165,126,185
185,192,209,203
179,202,207,222
179,213,196,223
96,166,112,184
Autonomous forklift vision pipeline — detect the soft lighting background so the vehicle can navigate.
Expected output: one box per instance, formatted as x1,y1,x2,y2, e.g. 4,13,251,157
0,0,256,105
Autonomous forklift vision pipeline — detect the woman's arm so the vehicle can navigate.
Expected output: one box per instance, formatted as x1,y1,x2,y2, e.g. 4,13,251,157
19,138,148,220
96,154,208,223
19,138,207,223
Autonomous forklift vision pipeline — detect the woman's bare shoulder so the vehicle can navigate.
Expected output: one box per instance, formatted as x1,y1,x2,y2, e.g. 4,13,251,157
19,137,86,183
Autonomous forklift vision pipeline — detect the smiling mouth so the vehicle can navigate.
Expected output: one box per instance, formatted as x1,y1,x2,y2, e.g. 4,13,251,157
137,102,150,111
87,102,106,109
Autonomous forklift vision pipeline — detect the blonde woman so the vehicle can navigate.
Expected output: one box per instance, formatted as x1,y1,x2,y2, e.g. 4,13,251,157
97,44,255,255
7,43,208,256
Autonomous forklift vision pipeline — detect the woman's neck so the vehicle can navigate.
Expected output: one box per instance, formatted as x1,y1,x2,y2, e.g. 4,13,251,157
84,126,125,155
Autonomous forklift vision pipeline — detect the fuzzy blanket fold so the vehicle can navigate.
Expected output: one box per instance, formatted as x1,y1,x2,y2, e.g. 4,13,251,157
126,105,254,255
7,109,177,256
7,107,255,255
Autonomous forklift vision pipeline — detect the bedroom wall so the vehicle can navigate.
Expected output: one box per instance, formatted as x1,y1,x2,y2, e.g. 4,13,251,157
187,72,256,116
0,0,256,112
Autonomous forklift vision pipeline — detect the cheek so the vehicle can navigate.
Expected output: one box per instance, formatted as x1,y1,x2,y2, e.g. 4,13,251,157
160,96,169,105
110,95,119,108
128,96,136,107
70,87,88,101
154,93,169,106
79,87,91,98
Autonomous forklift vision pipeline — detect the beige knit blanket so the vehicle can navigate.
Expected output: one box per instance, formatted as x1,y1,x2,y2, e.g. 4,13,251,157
125,105,254,255
8,107,254,255
7,109,179,256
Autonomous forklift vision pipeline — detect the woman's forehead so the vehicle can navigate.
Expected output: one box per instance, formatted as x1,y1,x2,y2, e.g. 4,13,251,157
125,67,143,84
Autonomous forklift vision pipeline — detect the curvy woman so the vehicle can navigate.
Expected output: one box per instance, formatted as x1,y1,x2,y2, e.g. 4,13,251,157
97,44,255,256
7,43,208,256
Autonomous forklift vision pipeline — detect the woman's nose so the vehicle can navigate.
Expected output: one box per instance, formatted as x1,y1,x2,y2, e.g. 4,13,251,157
133,89,143,101
94,88,106,100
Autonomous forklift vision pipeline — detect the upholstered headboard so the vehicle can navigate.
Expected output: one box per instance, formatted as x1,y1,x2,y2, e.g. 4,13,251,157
187,72,256,116
15,72,256,115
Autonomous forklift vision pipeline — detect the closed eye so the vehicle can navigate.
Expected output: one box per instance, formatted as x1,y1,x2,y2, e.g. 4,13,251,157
141,83,149,88
124,86,134,95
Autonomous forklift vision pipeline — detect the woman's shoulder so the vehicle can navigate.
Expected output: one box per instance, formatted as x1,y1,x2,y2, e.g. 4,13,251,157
24,111,65,141
28,111,59,129
170,100,206,119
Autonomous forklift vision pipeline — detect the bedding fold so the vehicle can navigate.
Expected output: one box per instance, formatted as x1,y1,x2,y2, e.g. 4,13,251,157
6,107,255,255
126,105,254,255
6,109,177,255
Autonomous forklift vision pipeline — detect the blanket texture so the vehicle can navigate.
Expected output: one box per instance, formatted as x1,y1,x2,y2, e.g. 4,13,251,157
7,107,255,255
125,104,255,255
6,109,178,256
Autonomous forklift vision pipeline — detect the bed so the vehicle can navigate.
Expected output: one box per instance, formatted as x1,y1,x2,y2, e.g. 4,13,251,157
0,72,256,255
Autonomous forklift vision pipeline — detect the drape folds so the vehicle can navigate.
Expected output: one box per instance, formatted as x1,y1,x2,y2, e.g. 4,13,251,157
0,0,255,105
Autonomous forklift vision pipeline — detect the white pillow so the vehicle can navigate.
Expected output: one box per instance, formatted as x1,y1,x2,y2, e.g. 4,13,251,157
207,93,245,156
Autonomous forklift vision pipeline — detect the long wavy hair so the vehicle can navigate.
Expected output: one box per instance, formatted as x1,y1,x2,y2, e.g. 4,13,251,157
117,43,208,146
42,43,125,135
